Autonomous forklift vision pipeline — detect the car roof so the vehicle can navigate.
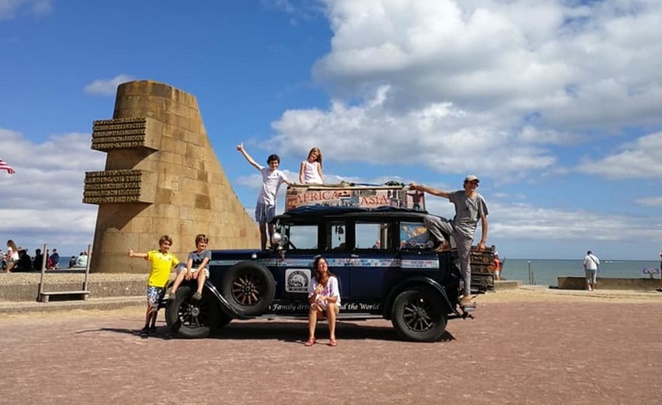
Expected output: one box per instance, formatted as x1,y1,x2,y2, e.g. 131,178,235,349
275,205,430,222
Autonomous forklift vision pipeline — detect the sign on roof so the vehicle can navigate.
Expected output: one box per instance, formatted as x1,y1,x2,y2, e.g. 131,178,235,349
285,183,426,211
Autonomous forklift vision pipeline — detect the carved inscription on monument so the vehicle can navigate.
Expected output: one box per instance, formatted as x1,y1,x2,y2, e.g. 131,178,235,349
91,117,159,151
83,169,156,204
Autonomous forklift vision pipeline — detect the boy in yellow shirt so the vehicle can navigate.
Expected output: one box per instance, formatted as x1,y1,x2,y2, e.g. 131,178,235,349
128,235,180,336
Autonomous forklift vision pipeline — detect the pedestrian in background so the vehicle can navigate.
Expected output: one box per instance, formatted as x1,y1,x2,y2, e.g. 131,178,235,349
5,240,19,273
49,248,60,269
583,250,600,291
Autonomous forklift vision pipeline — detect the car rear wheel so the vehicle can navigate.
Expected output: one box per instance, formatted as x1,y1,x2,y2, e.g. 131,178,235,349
391,288,448,342
221,262,276,316
166,285,228,339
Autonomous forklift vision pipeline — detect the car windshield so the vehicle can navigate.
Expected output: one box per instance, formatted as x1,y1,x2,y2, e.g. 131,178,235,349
282,224,317,250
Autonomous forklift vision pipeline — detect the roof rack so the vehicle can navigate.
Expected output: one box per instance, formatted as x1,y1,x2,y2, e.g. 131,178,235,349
285,182,426,212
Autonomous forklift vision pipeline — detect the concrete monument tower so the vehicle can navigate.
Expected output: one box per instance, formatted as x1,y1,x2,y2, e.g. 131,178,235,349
83,80,259,273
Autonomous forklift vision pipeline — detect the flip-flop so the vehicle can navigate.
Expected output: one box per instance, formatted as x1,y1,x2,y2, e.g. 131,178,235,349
304,338,316,347
328,338,337,347
656,288,662,293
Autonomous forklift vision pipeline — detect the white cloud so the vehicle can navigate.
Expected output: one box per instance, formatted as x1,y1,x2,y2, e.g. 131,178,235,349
577,131,662,179
636,197,662,207
0,0,52,20
0,129,105,254
270,85,556,178
84,75,135,96
263,0,662,184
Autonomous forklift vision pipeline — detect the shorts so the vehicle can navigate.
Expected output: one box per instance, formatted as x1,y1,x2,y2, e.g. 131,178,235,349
585,269,597,284
146,286,165,307
312,299,340,314
176,265,209,278
255,203,276,224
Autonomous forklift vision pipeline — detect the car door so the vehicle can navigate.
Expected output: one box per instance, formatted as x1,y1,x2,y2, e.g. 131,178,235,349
346,220,398,302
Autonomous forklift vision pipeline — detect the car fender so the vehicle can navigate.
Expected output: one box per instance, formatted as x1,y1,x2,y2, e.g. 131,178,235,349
204,280,252,320
384,276,458,319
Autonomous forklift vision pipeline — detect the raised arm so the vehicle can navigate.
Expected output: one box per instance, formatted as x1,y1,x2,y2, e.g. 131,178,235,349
409,183,450,199
128,248,148,259
236,143,262,171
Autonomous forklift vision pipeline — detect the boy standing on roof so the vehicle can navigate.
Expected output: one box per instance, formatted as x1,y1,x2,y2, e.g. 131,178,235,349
237,143,293,250
409,175,489,310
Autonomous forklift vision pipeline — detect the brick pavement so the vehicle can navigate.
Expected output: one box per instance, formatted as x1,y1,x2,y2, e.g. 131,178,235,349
1,298,661,405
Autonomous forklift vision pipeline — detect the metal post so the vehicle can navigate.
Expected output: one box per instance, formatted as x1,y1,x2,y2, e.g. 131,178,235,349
527,260,531,285
83,243,92,293
38,243,48,297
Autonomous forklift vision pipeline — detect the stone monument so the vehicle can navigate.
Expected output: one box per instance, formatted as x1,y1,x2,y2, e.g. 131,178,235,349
83,80,260,273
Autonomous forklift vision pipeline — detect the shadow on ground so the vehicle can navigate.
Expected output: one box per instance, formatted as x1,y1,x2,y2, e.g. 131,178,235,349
89,320,455,343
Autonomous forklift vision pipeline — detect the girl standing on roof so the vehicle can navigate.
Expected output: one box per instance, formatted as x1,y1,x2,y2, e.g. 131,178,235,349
299,147,323,184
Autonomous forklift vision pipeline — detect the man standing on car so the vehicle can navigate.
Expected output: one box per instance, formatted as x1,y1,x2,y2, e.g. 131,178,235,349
409,175,489,310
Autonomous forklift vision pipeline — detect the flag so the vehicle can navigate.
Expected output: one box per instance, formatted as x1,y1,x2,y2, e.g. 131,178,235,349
0,158,15,174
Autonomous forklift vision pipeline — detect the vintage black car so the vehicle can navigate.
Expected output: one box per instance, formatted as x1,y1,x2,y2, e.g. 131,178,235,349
163,204,496,342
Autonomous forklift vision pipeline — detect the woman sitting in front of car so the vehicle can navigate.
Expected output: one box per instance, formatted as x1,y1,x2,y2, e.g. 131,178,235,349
305,256,341,347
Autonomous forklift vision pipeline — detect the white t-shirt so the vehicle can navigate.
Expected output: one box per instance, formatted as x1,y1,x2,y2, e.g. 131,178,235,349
257,167,289,205
7,247,19,261
301,160,322,184
308,276,341,309
583,254,599,270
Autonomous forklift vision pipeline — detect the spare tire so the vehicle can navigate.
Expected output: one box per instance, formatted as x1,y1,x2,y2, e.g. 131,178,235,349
221,262,276,316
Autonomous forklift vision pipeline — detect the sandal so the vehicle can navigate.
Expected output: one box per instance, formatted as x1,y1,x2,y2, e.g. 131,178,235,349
328,338,337,347
304,338,316,347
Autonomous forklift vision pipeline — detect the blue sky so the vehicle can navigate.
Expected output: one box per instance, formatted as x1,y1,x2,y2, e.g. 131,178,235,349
1,0,662,261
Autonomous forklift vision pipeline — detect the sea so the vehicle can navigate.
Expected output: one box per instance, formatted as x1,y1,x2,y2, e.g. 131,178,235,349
502,258,662,287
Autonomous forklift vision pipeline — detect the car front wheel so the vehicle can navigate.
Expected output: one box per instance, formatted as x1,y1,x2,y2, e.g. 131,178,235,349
391,288,448,342
165,285,228,338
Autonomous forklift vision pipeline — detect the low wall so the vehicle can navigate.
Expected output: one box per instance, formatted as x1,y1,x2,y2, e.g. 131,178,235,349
557,276,660,290
0,273,149,302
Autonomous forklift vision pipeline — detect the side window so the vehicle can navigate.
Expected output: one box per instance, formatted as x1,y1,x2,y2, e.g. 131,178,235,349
399,221,432,249
356,222,390,250
285,225,318,250
328,222,347,250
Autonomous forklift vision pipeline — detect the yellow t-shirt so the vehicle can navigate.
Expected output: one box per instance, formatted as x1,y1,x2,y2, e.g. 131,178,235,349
146,250,179,288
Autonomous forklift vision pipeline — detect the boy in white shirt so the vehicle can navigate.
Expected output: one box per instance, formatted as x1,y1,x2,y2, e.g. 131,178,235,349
237,143,293,250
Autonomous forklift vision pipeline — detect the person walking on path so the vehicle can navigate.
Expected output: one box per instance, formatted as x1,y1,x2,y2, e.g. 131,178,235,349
583,250,600,291
236,143,293,250
409,175,489,310
657,251,662,293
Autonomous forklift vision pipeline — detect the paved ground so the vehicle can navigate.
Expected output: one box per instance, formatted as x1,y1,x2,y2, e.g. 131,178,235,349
1,289,661,405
